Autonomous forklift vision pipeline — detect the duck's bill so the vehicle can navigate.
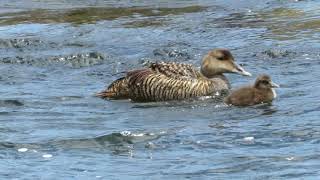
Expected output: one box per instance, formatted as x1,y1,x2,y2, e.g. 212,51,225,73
232,64,252,76
271,81,280,88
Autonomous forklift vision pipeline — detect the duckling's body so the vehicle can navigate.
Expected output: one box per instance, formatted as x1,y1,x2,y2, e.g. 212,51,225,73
97,49,251,102
224,75,279,106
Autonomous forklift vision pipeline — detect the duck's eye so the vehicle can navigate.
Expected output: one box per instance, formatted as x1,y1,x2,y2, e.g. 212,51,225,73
217,57,224,61
261,80,269,85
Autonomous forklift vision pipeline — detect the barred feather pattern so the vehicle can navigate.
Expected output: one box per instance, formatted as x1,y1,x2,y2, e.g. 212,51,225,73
149,62,202,79
127,69,229,102
96,77,129,99
99,62,203,99
98,61,231,100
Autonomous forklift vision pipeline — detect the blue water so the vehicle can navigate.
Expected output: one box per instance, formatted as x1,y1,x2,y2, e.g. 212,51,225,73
0,0,320,179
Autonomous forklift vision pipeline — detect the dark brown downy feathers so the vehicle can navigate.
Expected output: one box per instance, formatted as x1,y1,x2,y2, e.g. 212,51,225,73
224,74,279,106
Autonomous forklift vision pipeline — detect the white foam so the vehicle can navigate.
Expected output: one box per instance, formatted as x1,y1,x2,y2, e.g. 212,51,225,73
131,133,144,137
286,157,295,161
42,154,53,158
243,137,254,141
120,131,131,136
17,148,28,152
215,104,224,108
198,96,213,100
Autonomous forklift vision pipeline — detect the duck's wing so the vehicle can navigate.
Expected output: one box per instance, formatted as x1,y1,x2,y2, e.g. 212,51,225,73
97,62,201,100
126,69,218,102
149,62,202,79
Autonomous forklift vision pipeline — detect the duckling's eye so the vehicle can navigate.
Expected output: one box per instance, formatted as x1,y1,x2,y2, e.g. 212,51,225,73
261,80,269,85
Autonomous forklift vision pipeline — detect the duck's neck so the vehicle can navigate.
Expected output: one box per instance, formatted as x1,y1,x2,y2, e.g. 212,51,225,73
200,72,231,89
201,72,227,80
209,74,226,79
200,67,225,79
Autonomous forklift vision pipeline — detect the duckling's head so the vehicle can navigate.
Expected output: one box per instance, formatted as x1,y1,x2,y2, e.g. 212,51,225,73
200,49,251,78
254,74,279,90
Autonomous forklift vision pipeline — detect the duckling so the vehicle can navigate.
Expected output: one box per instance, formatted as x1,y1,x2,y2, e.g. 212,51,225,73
97,49,251,102
224,74,279,106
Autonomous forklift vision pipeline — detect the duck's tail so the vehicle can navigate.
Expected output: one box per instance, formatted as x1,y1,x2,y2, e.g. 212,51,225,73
96,77,129,99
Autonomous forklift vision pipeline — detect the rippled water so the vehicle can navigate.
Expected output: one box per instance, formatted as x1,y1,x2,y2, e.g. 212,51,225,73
1,0,320,179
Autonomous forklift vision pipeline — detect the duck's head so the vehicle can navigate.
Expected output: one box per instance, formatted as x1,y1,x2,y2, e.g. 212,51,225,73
254,74,279,90
200,49,251,78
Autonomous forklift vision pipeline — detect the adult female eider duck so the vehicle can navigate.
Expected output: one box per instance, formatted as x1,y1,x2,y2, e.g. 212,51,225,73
224,74,279,106
97,49,251,102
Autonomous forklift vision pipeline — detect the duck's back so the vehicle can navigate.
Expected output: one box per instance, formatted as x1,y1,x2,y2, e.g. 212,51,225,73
97,62,202,99
149,62,202,79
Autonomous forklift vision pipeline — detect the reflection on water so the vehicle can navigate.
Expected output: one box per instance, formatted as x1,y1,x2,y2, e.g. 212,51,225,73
0,0,320,179
0,6,205,25
214,7,320,40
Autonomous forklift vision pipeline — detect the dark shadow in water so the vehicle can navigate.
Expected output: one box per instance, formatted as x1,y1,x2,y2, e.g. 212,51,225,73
152,42,193,61
131,95,227,109
0,38,48,49
224,103,278,121
0,52,106,68
0,100,24,107
256,103,278,116
254,49,297,59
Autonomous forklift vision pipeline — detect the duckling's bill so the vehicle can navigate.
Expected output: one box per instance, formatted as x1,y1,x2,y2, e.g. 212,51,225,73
270,81,280,88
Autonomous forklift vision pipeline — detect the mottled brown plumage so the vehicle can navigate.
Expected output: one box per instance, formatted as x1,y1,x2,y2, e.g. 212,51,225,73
97,49,251,102
149,62,202,79
224,74,279,106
